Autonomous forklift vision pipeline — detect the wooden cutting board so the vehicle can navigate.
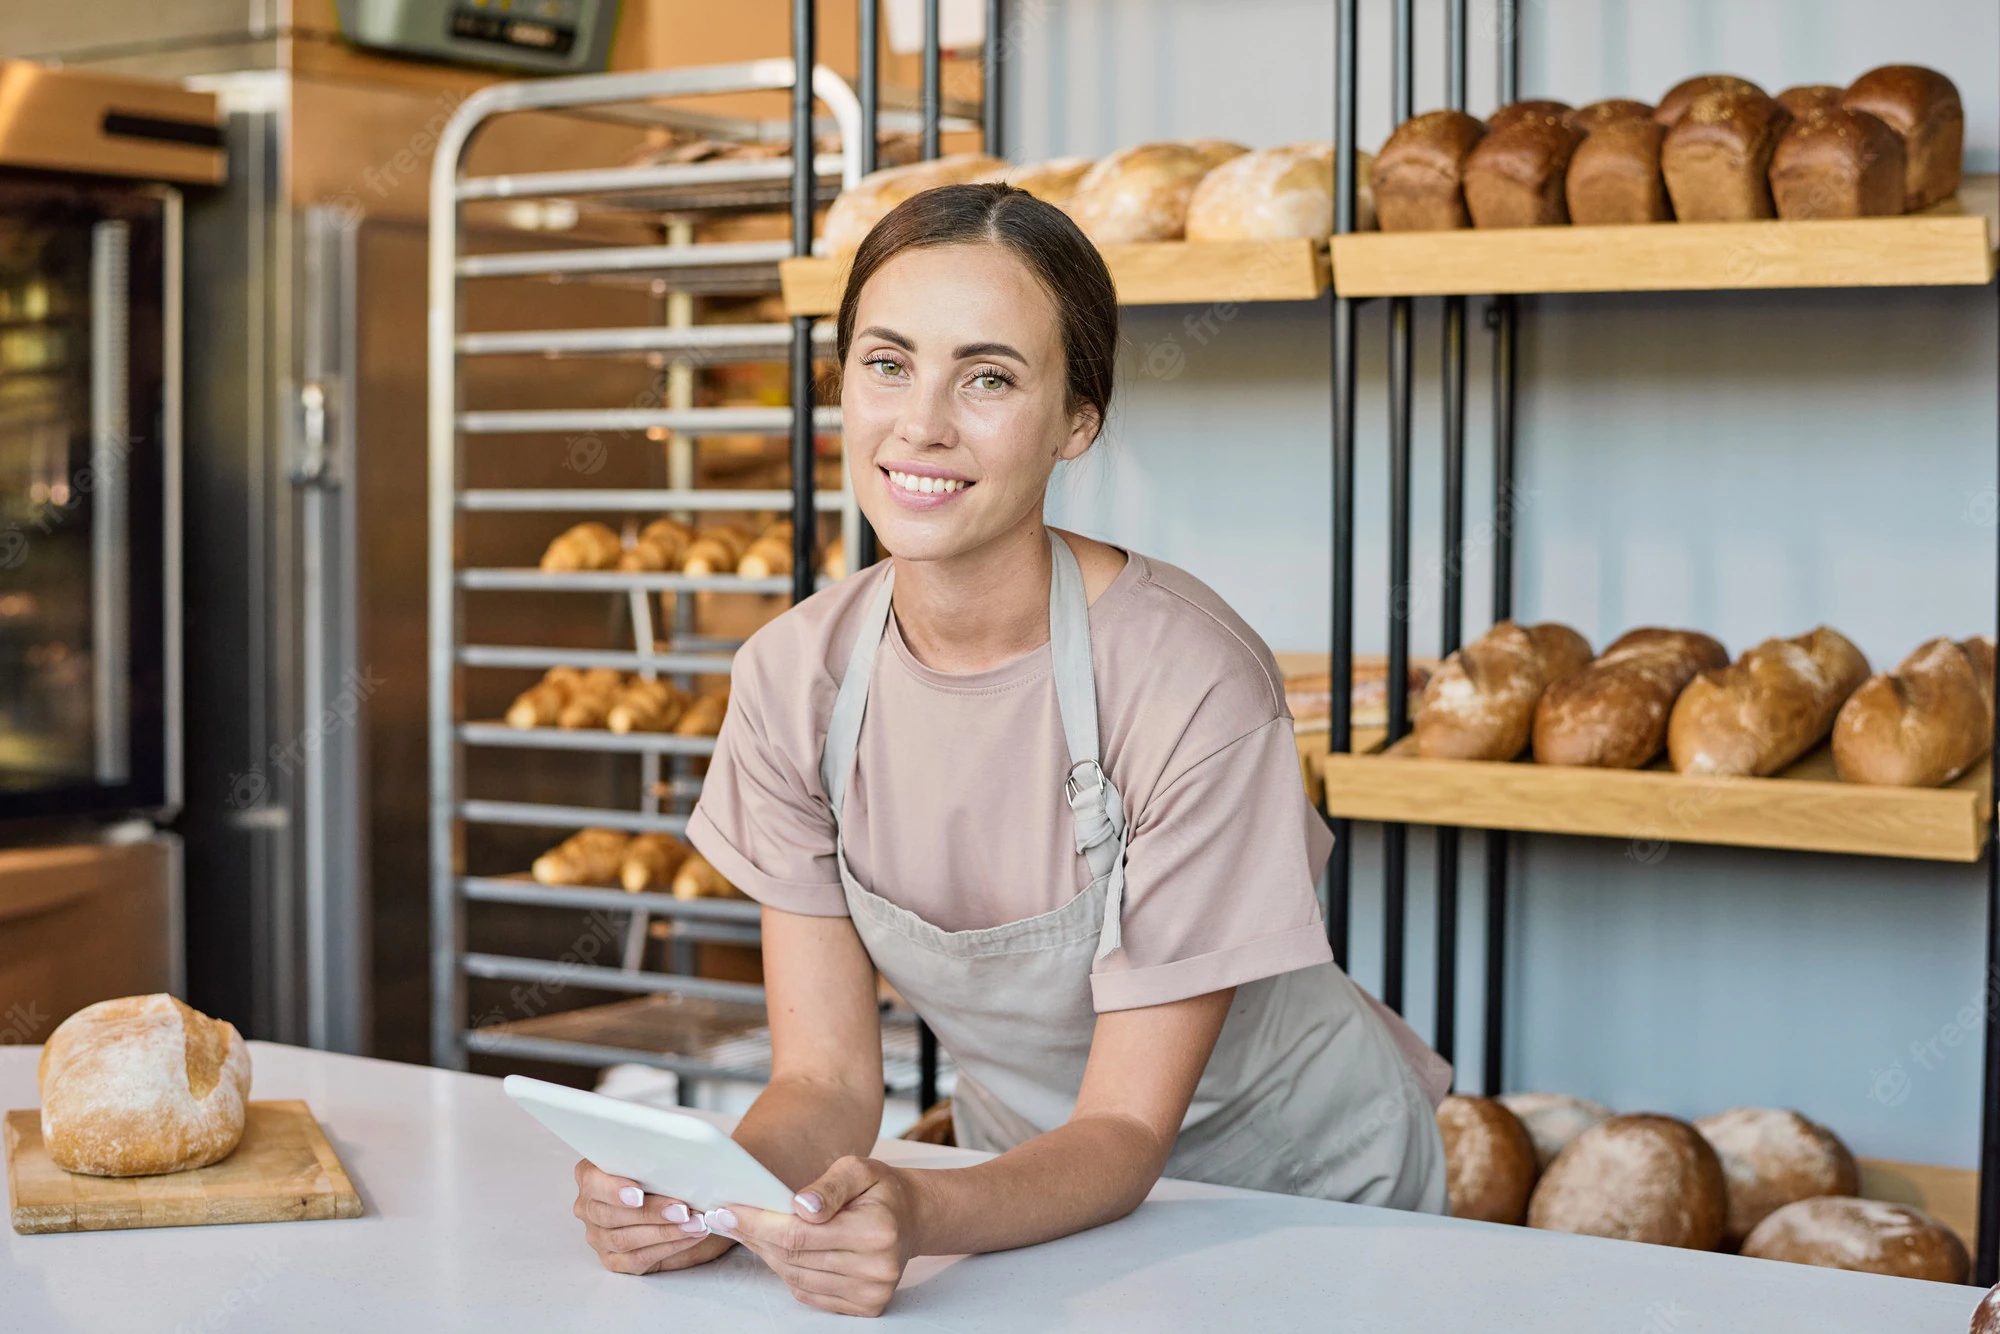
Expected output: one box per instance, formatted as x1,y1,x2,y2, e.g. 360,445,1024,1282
5,1099,362,1234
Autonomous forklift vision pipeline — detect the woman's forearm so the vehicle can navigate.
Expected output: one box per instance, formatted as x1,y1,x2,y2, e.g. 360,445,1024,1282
731,1073,883,1194
902,1112,1167,1256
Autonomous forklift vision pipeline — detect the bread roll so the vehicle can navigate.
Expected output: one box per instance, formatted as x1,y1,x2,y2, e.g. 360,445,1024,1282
983,155,1095,208
1066,141,1248,243
1497,1092,1614,1171
1565,99,1654,135
532,827,630,886
1533,628,1729,768
1486,99,1572,133
1776,85,1845,120
736,535,795,579
620,833,693,894
681,523,756,576
1832,636,1994,787
1771,108,1906,220
1842,65,1964,210
1667,627,1870,776
670,853,740,901
823,153,1005,252
1186,144,1339,242
1415,620,1592,761
38,995,253,1176
505,680,567,729
1186,139,1253,170
1437,1095,1539,1224
1654,74,1765,128
607,677,690,735
1693,1107,1859,1250
1740,1197,1968,1282
1464,108,1583,227
1661,89,1792,222
1526,1113,1727,1249
539,521,623,572
1372,110,1488,231
1566,119,1673,225
674,687,730,737
1972,1282,2000,1334
618,517,692,573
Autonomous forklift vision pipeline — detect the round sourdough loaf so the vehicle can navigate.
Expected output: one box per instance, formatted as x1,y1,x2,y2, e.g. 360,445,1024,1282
1498,1091,1614,1171
1066,141,1249,243
1740,1197,1969,1283
38,994,253,1176
982,155,1096,208
1526,1113,1726,1248
822,153,1005,252
1437,1094,1539,1224
1694,1107,1859,1249
1973,1281,2000,1334
1186,144,1345,242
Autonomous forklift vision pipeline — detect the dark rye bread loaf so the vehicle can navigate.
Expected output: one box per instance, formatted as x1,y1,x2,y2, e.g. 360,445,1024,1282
1567,118,1672,224
1661,88,1793,221
1373,110,1488,231
1465,104,1583,227
1771,107,1907,219
1565,99,1654,135
1654,74,1765,128
1842,64,1964,210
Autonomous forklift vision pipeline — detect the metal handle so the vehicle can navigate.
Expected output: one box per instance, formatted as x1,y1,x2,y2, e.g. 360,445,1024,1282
292,381,336,488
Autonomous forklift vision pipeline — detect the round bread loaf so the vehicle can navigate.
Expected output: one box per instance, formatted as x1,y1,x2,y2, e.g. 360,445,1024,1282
1498,1091,1614,1171
822,153,1005,252
1526,1113,1726,1249
1740,1197,1968,1283
1186,143,1359,241
1067,141,1249,243
1971,1281,2000,1334
982,155,1095,208
38,994,253,1176
1693,1107,1859,1249
1437,1094,1539,1224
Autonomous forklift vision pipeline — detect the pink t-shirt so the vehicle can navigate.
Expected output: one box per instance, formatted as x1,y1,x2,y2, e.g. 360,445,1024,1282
685,548,1336,1013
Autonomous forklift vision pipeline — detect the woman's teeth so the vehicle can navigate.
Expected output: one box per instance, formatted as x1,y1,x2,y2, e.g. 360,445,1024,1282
887,470,969,495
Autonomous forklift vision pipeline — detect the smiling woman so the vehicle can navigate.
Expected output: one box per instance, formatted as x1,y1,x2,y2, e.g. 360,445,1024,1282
567,184,1450,1318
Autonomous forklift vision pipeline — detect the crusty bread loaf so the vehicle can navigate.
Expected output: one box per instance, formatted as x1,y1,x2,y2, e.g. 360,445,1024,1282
982,155,1095,208
1974,1282,2000,1334
1740,1197,1968,1282
1533,628,1729,768
1487,99,1572,134
38,995,253,1176
1654,74,1765,128
1694,1107,1859,1250
1842,65,1965,210
1526,1113,1727,1249
1565,99,1655,135
1831,636,1994,786
1437,1095,1539,1225
823,153,1006,252
1776,85,1845,120
1566,119,1673,224
1661,89,1792,221
1372,110,1488,231
1186,143,1342,242
1771,108,1906,220
1498,1092,1614,1172
1667,627,1870,776
1067,141,1249,243
1464,108,1583,227
1415,620,1593,761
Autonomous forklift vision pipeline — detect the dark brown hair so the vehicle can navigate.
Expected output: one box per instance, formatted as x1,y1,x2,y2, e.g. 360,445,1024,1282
834,182,1117,436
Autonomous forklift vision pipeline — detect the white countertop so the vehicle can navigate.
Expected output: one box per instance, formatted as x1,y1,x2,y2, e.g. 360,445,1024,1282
0,1041,1981,1332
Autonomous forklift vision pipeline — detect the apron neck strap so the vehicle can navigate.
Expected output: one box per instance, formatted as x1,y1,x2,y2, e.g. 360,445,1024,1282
1045,530,1104,785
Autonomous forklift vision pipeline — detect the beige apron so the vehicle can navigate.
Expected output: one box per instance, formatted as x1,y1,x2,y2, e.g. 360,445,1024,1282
818,534,1447,1211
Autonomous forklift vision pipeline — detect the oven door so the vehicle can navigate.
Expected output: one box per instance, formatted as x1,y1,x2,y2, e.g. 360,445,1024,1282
0,176,178,822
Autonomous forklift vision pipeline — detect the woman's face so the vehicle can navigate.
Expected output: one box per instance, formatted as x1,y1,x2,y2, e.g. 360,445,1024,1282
842,242,1099,565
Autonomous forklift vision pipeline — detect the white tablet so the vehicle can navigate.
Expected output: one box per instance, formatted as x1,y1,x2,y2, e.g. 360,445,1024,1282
503,1074,797,1214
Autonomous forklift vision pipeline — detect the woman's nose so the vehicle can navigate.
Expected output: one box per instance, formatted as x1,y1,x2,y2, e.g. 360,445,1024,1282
893,380,954,450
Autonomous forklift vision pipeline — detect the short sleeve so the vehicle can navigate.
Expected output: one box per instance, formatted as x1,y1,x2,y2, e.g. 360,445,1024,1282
1089,717,1334,1012
684,657,849,918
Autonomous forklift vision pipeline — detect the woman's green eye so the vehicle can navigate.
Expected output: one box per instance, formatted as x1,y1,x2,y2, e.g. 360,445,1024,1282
974,374,1005,390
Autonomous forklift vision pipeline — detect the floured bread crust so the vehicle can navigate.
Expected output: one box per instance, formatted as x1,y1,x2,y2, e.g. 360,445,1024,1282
1741,1196,1968,1283
1694,1106,1858,1249
1526,1112,1726,1249
38,994,253,1177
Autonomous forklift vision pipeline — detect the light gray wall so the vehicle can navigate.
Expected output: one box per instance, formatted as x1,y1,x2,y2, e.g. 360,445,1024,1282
1017,0,2000,1166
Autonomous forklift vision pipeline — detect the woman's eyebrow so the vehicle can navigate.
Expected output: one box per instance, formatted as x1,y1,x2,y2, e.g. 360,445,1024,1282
954,341,1027,363
856,325,914,350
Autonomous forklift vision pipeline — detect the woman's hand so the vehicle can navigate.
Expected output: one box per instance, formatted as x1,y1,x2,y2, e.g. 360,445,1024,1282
572,1159,736,1275
710,1156,920,1317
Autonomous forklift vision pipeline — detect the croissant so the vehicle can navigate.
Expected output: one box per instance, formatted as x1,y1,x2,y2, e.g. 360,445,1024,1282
823,533,848,580
539,521,623,572
620,833,694,893
736,535,794,579
556,668,626,729
532,827,631,886
674,687,730,737
681,523,756,575
607,678,690,734
670,853,741,900
505,681,567,729
617,517,693,573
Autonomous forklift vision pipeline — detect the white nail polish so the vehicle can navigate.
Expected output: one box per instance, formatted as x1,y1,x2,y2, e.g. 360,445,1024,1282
678,1215,710,1236
617,1186,643,1208
665,1203,690,1223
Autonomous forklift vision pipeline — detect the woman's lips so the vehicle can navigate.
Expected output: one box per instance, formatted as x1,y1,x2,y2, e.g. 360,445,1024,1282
881,466,974,510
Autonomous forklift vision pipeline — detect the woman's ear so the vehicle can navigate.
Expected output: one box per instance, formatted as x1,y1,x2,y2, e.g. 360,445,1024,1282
1058,405,1102,462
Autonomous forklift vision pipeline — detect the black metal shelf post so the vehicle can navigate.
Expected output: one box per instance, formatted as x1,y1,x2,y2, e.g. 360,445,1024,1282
1326,0,1359,970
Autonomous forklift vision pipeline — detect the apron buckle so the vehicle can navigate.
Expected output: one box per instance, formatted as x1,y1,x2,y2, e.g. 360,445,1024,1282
1064,759,1106,807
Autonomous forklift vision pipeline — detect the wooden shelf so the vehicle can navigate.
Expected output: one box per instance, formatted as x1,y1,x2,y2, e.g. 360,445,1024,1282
779,237,1329,317
1856,1158,1977,1248
1331,175,1998,297
1317,736,1991,862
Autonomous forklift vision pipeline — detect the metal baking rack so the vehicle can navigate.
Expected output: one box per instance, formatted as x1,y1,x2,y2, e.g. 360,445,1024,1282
428,59,905,1101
